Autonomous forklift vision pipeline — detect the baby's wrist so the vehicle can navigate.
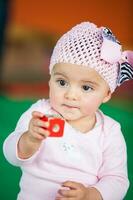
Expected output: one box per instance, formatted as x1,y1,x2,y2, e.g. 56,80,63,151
17,132,41,159
87,187,103,200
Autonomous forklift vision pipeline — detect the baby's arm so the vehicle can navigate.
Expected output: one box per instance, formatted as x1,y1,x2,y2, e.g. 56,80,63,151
92,123,129,200
3,100,50,166
17,111,49,159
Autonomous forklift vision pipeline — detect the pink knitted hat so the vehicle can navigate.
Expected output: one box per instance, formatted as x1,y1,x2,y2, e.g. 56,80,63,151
49,22,133,92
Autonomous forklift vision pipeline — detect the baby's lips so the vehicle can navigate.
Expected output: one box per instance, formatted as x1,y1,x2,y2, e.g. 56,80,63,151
40,115,65,137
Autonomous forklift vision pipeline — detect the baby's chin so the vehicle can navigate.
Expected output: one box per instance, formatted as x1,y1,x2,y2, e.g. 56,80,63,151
61,112,81,121
52,107,82,121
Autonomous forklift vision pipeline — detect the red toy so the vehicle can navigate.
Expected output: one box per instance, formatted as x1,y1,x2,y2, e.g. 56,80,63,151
40,115,65,137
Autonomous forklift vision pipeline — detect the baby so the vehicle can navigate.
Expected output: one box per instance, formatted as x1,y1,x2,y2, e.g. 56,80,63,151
3,22,133,200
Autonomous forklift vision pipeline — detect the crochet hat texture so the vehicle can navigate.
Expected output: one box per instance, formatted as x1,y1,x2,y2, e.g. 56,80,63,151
49,22,133,92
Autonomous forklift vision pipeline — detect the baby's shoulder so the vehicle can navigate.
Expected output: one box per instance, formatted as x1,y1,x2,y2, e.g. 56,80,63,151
98,110,126,149
98,109,121,132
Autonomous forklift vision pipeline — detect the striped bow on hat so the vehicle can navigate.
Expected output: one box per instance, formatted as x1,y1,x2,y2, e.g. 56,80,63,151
117,51,133,86
101,27,133,87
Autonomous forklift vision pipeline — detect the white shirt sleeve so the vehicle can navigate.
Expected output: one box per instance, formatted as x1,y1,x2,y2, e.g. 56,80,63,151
3,99,47,166
93,122,129,200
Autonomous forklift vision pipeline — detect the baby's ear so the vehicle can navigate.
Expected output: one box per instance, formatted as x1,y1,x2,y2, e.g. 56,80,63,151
102,90,112,103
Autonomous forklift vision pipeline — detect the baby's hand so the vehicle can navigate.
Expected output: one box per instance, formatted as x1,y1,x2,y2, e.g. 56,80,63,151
28,111,50,143
17,111,50,159
56,181,102,200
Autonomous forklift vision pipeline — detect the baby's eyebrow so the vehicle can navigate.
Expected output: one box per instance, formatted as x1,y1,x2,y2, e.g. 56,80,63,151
53,72,63,76
53,72,67,78
81,80,99,86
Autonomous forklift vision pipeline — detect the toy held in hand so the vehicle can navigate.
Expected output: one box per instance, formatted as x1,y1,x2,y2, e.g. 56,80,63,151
40,115,65,137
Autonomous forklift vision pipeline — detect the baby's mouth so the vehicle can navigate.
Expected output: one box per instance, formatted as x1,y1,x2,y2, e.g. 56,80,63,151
62,104,79,109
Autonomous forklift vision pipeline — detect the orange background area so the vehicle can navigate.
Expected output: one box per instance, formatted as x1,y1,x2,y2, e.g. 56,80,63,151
9,0,133,45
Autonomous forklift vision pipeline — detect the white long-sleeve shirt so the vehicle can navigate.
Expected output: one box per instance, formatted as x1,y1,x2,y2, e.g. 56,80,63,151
3,99,129,200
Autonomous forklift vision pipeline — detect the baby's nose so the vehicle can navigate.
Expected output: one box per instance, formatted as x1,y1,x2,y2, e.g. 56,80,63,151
64,87,79,100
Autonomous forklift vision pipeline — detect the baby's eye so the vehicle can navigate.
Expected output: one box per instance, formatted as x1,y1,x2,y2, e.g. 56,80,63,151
57,79,68,87
82,85,92,92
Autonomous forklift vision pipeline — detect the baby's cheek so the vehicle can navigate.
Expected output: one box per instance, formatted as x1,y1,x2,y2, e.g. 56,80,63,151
50,95,56,104
83,100,100,115
50,94,62,111
49,96,57,110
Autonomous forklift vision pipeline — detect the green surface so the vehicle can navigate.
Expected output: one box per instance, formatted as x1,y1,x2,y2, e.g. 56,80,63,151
0,96,133,199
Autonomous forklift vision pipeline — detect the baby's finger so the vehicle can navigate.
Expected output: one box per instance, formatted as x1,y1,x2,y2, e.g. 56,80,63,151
32,130,50,141
36,132,49,140
33,132,46,140
58,187,76,197
33,118,49,129
33,126,50,137
32,111,44,118
62,181,82,190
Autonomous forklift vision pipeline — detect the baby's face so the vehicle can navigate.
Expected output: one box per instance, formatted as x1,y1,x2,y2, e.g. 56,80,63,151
49,63,111,122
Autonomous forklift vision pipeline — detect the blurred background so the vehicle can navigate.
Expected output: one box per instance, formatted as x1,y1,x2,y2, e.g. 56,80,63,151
0,0,133,199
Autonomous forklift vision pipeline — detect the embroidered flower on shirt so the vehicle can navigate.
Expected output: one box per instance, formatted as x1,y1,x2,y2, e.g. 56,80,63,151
60,141,81,161
61,142,75,152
